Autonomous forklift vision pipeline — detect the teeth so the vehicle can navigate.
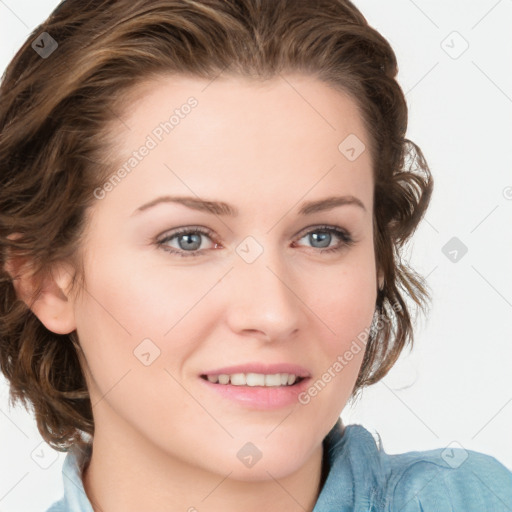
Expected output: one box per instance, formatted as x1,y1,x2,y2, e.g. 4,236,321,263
265,374,281,386
204,373,301,387
230,373,246,385
246,373,265,386
218,374,230,385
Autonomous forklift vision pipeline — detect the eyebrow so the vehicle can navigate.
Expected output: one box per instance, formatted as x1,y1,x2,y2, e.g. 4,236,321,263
131,194,367,217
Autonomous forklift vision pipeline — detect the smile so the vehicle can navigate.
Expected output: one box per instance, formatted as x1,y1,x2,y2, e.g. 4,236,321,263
200,372,306,387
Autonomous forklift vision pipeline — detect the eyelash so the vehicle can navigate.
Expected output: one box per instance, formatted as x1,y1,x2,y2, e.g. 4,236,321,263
156,225,355,258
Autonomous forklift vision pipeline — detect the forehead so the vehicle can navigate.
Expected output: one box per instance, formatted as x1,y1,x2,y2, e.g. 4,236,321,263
100,73,373,217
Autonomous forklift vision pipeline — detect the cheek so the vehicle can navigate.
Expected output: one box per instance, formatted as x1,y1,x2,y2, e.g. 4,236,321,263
310,248,377,340
75,242,218,343
71,248,201,397
72,260,204,438
305,250,376,390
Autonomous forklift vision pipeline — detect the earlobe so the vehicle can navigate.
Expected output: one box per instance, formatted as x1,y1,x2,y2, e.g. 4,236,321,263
4,256,77,335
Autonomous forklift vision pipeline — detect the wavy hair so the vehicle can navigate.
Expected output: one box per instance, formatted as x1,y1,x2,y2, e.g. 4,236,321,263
0,0,433,450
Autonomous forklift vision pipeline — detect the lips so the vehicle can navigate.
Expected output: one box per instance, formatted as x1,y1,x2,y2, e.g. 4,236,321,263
199,367,312,409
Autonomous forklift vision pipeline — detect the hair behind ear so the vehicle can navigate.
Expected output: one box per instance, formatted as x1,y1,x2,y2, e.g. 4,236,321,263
1,236,91,450
3,236,77,335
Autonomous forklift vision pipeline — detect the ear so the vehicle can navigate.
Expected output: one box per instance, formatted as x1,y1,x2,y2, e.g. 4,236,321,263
4,253,77,335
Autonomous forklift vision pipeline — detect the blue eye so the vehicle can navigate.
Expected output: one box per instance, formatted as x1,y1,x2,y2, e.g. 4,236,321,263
156,225,355,258
296,226,355,253
157,227,216,257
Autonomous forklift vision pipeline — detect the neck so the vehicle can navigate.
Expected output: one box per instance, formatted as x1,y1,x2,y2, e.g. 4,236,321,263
82,417,327,512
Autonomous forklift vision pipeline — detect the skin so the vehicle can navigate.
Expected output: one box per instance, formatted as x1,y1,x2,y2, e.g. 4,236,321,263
10,73,383,512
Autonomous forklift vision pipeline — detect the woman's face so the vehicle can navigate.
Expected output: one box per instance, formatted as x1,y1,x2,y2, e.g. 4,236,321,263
71,73,378,480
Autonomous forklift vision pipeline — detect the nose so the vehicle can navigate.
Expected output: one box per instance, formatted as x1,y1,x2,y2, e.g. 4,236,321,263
223,244,302,343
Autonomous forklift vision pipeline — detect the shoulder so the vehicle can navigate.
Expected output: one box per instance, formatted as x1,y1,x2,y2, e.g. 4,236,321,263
324,424,512,512
386,446,512,511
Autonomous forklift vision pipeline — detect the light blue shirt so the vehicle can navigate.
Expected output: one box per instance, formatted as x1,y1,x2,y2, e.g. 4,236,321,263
46,419,512,511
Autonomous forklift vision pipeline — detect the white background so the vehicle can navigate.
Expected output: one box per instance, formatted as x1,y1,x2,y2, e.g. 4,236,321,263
0,0,511,510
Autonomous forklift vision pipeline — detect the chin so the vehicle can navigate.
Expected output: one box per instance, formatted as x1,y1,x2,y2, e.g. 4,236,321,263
188,437,313,483
222,456,305,482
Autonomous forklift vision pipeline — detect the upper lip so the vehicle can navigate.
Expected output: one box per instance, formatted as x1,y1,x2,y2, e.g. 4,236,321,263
201,363,311,378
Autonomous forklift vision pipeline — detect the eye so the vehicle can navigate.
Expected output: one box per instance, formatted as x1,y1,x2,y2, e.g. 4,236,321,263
294,225,355,254
156,226,218,258
156,225,355,258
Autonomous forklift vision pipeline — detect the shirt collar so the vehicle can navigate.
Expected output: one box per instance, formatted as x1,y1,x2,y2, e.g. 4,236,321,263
59,442,94,512
314,418,384,511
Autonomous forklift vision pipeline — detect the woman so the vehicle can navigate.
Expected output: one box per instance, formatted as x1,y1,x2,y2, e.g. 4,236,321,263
0,0,510,511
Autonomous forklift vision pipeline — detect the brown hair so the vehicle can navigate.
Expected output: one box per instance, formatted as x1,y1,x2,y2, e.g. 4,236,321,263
0,0,433,450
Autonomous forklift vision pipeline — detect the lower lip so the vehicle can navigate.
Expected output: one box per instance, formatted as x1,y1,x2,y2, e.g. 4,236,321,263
199,376,311,410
